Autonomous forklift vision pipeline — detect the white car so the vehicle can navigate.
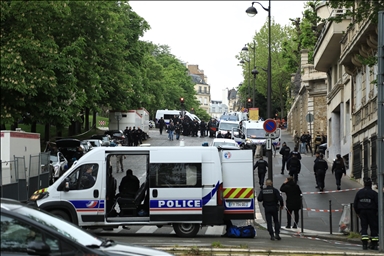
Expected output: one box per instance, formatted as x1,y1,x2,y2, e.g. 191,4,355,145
49,151,68,181
87,139,103,148
211,138,240,149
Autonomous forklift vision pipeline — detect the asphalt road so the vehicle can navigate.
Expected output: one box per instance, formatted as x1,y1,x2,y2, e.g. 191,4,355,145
92,128,380,255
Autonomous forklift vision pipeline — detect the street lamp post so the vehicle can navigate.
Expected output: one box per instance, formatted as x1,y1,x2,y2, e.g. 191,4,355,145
246,0,273,181
239,58,251,107
242,41,257,108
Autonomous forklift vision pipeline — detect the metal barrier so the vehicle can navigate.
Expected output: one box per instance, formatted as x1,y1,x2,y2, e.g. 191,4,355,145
0,156,26,201
1,152,51,201
28,152,50,198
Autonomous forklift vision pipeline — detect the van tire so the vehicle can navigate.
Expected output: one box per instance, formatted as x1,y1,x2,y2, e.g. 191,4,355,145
173,223,200,237
51,210,70,222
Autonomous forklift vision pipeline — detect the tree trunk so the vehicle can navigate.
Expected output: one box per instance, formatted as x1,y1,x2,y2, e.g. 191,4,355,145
85,108,90,131
44,123,50,142
31,121,37,133
92,110,97,128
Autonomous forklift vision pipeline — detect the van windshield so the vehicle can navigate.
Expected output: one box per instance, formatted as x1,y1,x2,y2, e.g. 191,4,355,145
219,122,239,131
246,129,266,139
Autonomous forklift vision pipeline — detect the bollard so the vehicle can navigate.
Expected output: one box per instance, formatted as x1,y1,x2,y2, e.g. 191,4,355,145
329,200,332,235
301,195,304,233
180,139,185,147
350,203,354,232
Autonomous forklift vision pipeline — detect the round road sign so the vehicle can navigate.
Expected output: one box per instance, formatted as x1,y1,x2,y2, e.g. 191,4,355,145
263,119,277,133
306,113,314,123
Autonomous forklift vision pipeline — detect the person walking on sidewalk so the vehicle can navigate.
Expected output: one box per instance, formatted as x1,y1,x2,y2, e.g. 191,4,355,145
279,142,290,175
313,153,328,191
306,131,313,154
313,151,320,188
299,132,307,154
280,176,302,229
294,131,300,149
331,154,346,190
158,117,165,135
257,179,284,241
353,178,379,250
254,156,268,189
287,153,301,183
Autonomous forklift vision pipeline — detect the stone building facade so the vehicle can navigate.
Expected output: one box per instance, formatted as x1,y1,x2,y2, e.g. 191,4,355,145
187,64,211,115
287,50,327,150
313,1,379,183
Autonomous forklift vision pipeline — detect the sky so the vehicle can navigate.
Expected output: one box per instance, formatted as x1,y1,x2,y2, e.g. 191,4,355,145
129,1,307,101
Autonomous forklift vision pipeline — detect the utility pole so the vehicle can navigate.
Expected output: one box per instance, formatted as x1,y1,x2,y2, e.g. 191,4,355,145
377,10,383,253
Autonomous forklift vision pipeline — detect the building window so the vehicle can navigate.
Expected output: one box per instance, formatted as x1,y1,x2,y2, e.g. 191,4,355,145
355,72,362,110
352,143,362,179
371,135,377,184
204,87,207,93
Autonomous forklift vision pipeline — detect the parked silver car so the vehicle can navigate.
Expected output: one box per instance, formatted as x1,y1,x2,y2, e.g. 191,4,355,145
1,198,172,256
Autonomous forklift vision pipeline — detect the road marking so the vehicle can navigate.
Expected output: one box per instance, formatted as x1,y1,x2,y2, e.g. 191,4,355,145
136,225,158,233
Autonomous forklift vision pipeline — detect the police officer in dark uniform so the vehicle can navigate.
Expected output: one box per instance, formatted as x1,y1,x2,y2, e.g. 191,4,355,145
353,178,379,250
257,179,284,240
331,154,346,190
313,153,328,191
279,142,290,174
287,153,301,183
254,156,268,189
313,151,320,188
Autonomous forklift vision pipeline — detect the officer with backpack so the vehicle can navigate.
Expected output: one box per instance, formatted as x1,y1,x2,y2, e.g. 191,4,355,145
287,153,301,183
313,153,328,191
254,156,268,189
279,142,290,175
257,179,284,241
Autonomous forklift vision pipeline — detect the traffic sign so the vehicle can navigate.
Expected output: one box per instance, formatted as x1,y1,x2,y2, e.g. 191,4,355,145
306,113,314,123
263,119,277,133
266,138,272,150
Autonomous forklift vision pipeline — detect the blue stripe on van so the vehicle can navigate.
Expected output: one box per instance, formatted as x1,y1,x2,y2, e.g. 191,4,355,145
202,181,220,206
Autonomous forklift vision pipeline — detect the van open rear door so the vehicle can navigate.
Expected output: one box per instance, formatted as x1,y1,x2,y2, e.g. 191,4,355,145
220,149,255,220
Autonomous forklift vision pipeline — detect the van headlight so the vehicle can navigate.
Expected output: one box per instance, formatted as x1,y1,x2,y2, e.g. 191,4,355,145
30,188,49,201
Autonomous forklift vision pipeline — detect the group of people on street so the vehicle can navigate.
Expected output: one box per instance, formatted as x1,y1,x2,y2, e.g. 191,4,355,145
157,116,220,139
123,126,144,146
293,130,326,154
257,175,379,250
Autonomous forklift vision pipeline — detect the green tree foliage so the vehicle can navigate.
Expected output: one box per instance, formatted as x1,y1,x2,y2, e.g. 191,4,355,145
237,19,293,119
1,1,208,136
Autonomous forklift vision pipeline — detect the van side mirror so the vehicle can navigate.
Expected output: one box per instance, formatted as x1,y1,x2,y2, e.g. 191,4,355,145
241,135,245,139
27,241,51,255
57,178,70,192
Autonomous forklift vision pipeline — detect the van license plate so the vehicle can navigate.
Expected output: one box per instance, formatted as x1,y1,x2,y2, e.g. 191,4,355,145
228,201,249,207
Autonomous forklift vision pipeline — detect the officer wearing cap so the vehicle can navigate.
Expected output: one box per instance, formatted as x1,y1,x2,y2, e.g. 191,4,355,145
254,156,268,189
353,178,379,250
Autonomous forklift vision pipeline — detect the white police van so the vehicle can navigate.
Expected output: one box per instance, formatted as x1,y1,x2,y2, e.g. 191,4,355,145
29,146,255,237
232,120,281,155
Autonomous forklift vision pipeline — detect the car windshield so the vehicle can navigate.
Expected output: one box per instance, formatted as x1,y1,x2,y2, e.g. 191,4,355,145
213,142,237,147
220,115,238,121
18,206,102,247
219,122,238,131
247,128,266,139
89,141,100,147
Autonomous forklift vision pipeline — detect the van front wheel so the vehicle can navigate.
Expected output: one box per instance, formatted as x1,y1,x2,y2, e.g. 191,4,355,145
173,223,200,237
51,210,70,222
